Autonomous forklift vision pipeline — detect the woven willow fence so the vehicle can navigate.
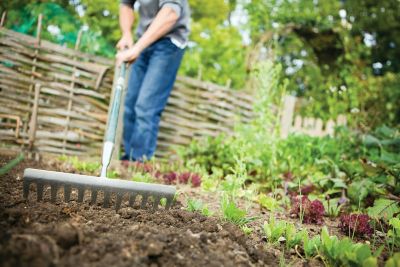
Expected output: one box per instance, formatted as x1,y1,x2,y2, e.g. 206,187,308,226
0,22,254,158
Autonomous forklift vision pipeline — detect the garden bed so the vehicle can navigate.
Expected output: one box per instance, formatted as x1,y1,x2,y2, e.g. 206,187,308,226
0,155,278,267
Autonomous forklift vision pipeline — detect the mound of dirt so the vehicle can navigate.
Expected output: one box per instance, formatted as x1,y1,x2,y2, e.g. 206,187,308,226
0,155,277,267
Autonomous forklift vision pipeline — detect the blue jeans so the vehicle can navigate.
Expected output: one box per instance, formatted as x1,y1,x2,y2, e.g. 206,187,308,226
122,38,185,161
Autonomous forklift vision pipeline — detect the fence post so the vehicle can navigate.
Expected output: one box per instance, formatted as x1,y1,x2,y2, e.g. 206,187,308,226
280,95,296,138
24,14,42,145
0,12,6,27
62,29,83,154
28,84,41,150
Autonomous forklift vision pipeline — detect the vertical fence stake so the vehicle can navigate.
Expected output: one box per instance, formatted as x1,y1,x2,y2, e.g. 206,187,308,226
24,14,43,145
0,11,6,27
280,95,296,138
62,29,83,154
28,84,41,150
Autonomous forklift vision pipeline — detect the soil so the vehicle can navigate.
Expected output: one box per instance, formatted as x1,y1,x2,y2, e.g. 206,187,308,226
0,155,278,267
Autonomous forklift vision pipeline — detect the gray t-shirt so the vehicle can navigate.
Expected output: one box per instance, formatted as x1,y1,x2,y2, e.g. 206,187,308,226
120,0,190,48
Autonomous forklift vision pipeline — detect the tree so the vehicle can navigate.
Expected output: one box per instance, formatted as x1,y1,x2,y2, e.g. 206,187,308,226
244,0,400,127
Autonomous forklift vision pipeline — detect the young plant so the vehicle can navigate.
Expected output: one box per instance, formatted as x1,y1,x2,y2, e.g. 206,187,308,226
385,253,400,267
107,169,120,178
319,227,378,267
290,195,325,224
339,213,373,238
262,216,308,250
220,156,248,199
323,198,345,218
263,217,287,244
241,225,253,235
302,234,321,259
285,224,307,250
388,217,400,255
132,172,155,183
186,198,213,216
220,196,257,226
258,194,279,212
60,156,101,173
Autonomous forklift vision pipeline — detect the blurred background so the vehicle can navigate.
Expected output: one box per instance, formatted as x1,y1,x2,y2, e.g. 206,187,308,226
1,0,399,129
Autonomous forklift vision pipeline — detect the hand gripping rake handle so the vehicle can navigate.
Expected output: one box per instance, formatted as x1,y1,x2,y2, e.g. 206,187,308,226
100,64,126,177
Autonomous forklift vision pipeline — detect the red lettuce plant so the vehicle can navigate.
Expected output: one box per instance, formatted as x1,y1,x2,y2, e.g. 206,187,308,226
162,171,178,184
190,173,201,187
339,214,373,237
133,162,154,173
178,172,191,183
162,171,201,187
290,195,325,224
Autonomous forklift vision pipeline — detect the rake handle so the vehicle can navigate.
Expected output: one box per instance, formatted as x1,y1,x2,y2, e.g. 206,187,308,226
105,63,126,142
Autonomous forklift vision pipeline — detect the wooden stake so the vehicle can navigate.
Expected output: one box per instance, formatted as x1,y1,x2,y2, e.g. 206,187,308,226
280,95,296,138
36,14,43,45
62,29,83,153
0,11,6,27
24,14,43,139
28,84,41,150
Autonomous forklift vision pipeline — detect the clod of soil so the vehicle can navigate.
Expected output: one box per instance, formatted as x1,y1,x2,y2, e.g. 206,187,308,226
0,155,278,267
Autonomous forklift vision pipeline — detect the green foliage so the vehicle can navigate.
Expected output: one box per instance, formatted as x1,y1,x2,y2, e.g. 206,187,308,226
302,234,321,259
2,2,116,56
183,124,399,214
385,253,400,267
178,135,235,176
245,0,400,127
106,170,120,179
263,217,306,249
323,198,345,218
388,217,400,252
59,155,101,174
368,199,400,221
257,194,279,212
131,172,155,183
186,198,213,216
240,225,253,235
319,227,379,267
263,217,287,244
179,0,247,88
220,196,257,226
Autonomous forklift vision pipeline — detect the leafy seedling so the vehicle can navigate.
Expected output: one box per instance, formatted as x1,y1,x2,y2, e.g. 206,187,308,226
221,197,257,226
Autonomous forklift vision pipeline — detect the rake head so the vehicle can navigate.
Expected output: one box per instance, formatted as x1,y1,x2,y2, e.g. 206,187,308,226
23,168,176,211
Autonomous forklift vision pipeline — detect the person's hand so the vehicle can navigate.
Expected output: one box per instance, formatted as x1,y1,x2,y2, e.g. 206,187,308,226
116,45,141,66
116,33,133,50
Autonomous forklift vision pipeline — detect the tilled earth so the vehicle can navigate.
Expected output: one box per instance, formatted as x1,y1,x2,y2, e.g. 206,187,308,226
0,155,278,267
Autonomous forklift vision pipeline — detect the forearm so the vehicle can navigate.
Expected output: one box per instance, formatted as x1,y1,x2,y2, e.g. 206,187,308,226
134,7,179,52
119,4,135,36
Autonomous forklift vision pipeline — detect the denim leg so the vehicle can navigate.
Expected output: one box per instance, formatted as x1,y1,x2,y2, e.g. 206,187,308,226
122,53,148,160
129,39,185,160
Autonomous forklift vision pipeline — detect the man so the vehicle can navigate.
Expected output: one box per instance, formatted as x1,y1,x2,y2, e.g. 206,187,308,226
116,0,190,161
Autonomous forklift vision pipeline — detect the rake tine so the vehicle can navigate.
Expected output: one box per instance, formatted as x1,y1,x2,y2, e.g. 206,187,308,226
115,193,123,211
165,196,174,210
23,180,30,199
91,189,98,204
153,196,161,210
140,194,148,209
103,191,110,208
129,193,137,207
50,184,58,203
77,187,85,203
64,185,71,202
36,183,44,201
